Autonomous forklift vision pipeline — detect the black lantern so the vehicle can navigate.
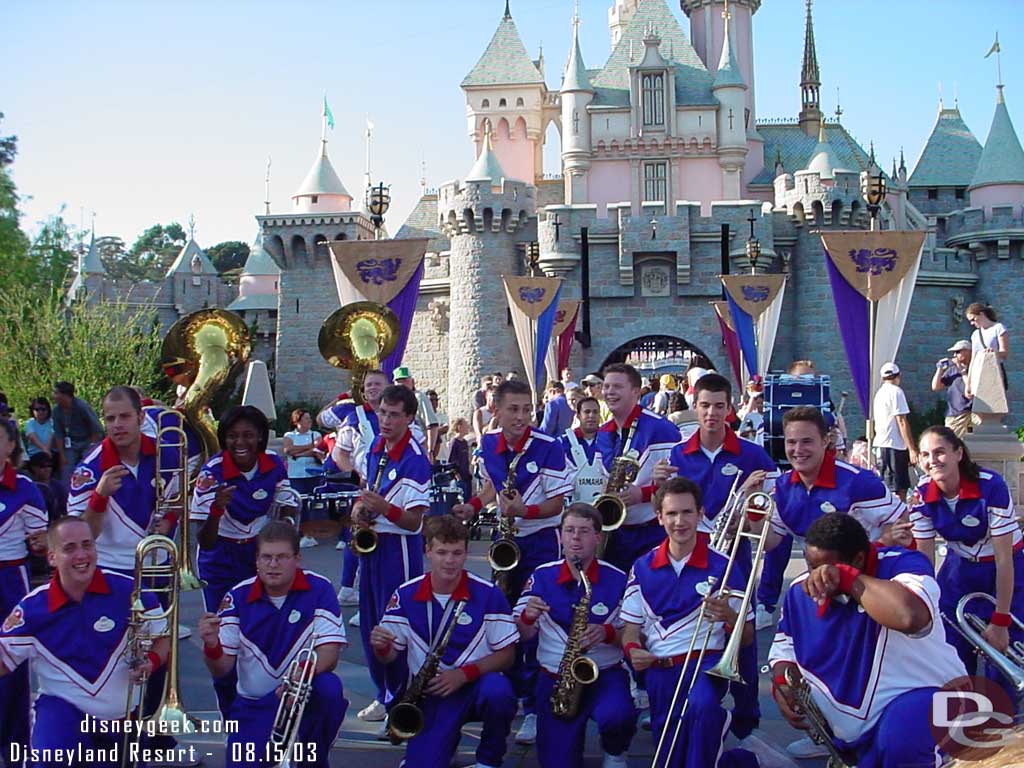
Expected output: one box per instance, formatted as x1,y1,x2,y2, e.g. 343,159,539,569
745,208,761,273
367,181,391,233
861,152,887,229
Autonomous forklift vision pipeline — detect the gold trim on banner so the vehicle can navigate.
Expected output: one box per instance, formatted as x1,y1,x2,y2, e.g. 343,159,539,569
719,274,785,320
552,300,580,337
327,239,428,306
820,231,925,302
503,276,562,320
711,301,735,332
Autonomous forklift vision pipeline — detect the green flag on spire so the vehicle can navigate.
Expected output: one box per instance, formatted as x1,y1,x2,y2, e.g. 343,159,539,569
324,96,335,130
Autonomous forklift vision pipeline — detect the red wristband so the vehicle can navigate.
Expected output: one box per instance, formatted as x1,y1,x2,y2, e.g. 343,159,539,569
525,504,541,520
602,624,616,644
469,496,483,513
373,639,393,657
209,504,225,519
146,651,163,671
385,504,403,523
461,663,482,683
772,672,789,694
641,484,656,503
163,511,179,526
991,611,1012,628
835,563,861,594
203,642,224,660
88,492,109,513
723,623,734,635
520,611,537,626
623,641,641,661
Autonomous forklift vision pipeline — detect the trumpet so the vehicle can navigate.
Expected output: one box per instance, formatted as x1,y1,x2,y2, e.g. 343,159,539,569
943,592,1024,694
269,634,319,768
652,492,775,767
781,667,854,768
593,450,639,532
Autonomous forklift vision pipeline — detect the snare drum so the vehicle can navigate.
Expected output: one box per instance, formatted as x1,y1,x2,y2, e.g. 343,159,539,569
303,483,361,539
764,374,832,467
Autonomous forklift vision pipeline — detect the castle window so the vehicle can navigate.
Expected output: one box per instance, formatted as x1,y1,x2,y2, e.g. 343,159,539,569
927,188,938,200
482,99,490,108
499,98,507,107
641,72,665,127
643,161,668,204
516,97,524,107
955,187,965,200
311,195,319,204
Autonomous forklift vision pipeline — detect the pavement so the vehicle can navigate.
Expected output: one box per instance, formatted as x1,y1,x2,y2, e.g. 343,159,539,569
163,537,827,768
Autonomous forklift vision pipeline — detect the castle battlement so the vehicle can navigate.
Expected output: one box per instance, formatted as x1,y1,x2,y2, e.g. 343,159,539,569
437,177,534,237
774,168,866,228
943,204,1024,260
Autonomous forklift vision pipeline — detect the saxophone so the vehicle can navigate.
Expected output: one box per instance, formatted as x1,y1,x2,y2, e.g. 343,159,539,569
488,454,523,589
550,556,600,719
388,600,467,743
782,667,854,768
592,450,640,531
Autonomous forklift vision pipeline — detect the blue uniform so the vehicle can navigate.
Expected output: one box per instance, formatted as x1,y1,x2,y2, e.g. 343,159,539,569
217,569,347,768
769,547,966,768
141,405,204,476
381,571,518,768
361,429,431,706
514,559,636,768
0,569,164,768
620,535,753,768
594,406,679,573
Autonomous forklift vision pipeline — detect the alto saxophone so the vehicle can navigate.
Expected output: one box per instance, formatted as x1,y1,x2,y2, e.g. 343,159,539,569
488,456,522,590
550,556,600,719
593,450,639,532
782,667,854,768
353,451,389,556
388,600,467,743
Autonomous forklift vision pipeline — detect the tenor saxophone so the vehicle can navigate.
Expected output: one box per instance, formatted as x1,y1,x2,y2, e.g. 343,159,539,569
488,461,522,580
782,667,854,768
550,556,600,719
592,450,639,532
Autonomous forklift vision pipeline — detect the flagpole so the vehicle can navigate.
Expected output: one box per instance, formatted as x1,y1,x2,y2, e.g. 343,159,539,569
365,117,373,192
321,93,327,152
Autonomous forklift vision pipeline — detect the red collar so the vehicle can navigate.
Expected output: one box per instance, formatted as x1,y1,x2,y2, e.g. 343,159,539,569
682,429,740,456
651,533,710,570
0,463,16,491
496,427,531,454
99,434,157,472
247,568,312,603
556,558,601,585
923,476,982,503
48,568,111,612
221,450,276,480
790,449,837,489
371,427,413,461
600,404,642,433
412,571,472,602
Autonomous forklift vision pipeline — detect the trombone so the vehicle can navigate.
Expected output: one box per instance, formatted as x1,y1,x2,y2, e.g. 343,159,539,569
652,492,775,767
943,591,1024,694
154,411,204,591
269,634,319,768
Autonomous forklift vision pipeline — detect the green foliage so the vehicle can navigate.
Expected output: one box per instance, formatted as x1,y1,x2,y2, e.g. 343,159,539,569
127,222,186,281
206,240,250,274
28,210,79,295
0,114,30,288
0,284,168,415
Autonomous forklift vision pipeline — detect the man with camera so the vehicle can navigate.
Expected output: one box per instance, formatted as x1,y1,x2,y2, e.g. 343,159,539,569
931,340,974,438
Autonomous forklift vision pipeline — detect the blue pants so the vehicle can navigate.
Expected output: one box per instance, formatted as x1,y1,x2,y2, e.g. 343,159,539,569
603,521,665,574
716,538,760,739
0,565,29,767
647,653,731,768
534,665,636,768
226,672,346,768
756,533,793,611
360,531,423,704
30,695,120,768
339,528,358,589
401,672,516,768
938,550,1024,703
838,687,941,768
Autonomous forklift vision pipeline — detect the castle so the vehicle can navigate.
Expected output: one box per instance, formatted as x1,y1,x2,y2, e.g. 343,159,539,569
70,0,1024,429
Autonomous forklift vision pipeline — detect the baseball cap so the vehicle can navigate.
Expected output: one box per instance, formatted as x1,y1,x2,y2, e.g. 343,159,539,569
393,366,412,380
581,374,603,386
947,340,971,353
880,362,900,378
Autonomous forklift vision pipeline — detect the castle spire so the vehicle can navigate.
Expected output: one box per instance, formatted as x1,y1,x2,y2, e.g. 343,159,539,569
504,0,511,19
713,0,745,90
798,0,822,138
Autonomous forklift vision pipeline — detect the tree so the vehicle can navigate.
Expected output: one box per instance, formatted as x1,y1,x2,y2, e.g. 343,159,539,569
0,113,31,289
206,240,250,274
28,209,79,295
128,222,186,281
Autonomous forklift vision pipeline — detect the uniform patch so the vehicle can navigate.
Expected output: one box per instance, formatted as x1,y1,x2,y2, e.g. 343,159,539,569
457,611,473,625
219,593,234,614
94,616,115,632
526,461,538,474
721,463,739,476
70,466,95,492
820,501,836,514
0,503,5,514
2,607,24,633
962,515,981,528
388,468,398,482
194,471,218,493
252,489,268,501
592,602,610,617
695,581,711,596
386,591,401,612
288,609,302,624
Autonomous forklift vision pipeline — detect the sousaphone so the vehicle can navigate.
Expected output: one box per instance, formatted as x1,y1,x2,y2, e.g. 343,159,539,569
318,301,400,403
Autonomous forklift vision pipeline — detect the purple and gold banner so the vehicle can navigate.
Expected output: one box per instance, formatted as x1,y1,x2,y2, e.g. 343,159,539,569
504,276,562,398
820,231,924,302
720,274,785,321
711,301,742,388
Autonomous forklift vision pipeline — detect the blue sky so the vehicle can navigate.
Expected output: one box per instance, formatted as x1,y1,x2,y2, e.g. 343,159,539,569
4,0,1021,249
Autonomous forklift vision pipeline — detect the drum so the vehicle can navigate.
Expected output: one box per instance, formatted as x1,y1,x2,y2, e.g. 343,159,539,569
429,462,464,517
302,482,360,539
763,374,832,467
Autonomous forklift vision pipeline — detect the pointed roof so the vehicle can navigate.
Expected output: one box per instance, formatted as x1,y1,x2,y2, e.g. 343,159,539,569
81,231,105,275
908,105,983,188
561,18,594,93
466,129,513,183
801,0,819,89
166,238,217,277
293,143,351,199
462,7,544,88
591,0,713,107
969,88,1024,190
712,3,745,90
805,123,849,180
242,230,280,277
396,193,451,254
752,121,876,185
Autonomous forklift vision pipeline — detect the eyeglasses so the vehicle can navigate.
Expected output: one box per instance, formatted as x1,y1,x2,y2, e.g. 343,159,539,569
257,553,295,566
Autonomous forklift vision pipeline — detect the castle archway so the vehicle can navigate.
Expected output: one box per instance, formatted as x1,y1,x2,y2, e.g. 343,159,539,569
599,335,715,378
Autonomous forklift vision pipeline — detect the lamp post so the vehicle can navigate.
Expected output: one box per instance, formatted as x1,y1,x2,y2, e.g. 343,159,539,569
367,181,391,237
745,209,761,274
526,242,541,276
861,155,887,231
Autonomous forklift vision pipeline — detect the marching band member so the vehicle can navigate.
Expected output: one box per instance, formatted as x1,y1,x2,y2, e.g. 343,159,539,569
0,517,171,767
654,372,776,740
620,477,755,768
0,418,48,759
593,363,680,574
324,372,389,477
514,503,636,768
200,522,346,768
371,515,518,768
451,378,572,744
769,512,966,768
911,425,1024,696
353,384,431,727
560,397,606,506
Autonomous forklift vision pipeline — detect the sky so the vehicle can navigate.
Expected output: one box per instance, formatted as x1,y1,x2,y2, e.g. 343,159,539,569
3,0,1022,251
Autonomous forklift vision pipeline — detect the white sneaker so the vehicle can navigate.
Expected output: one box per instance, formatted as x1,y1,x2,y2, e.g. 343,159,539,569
348,611,361,627
358,699,387,722
515,713,537,744
335,540,345,550
632,687,649,710
737,732,800,768
337,586,359,606
601,753,628,768
756,604,776,631
299,535,318,549
177,625,192,640
472,764,499,768
786,736,830,759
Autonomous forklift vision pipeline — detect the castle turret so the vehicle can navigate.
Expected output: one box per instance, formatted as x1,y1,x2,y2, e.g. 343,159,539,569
713,1,748,199
68,229,106,299
969,86,1024,215
292,140,353,214
438,135,535,417
797,0,822,138
560,11,595,204
805,122,847,182
608,0,640,47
